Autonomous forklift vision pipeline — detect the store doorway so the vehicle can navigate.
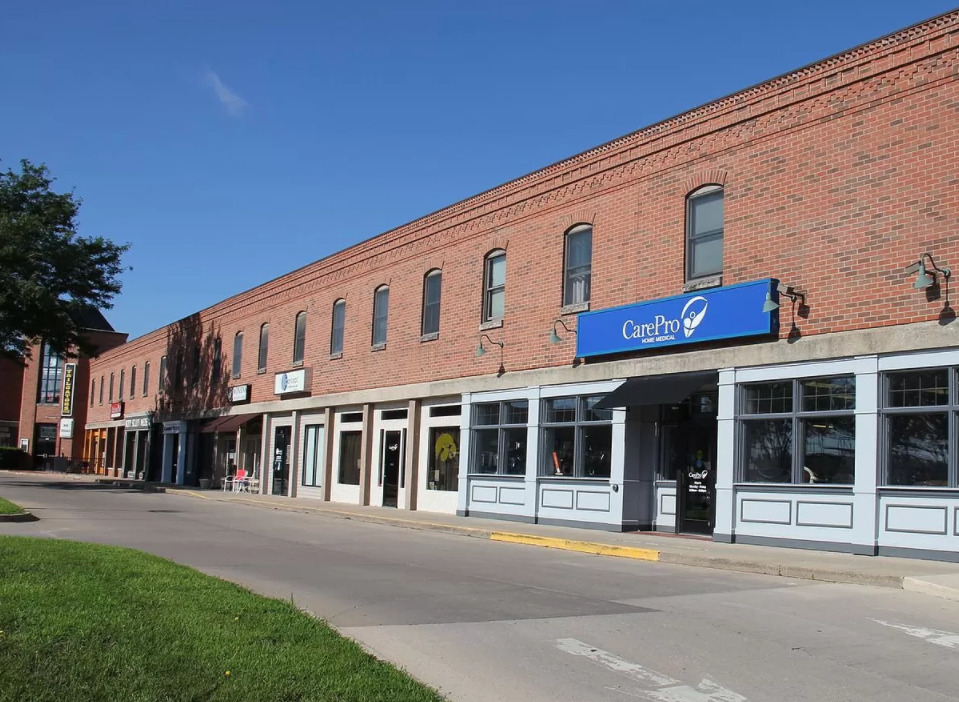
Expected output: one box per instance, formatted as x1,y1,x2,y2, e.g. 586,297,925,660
661,392,717,535
381,429,403,508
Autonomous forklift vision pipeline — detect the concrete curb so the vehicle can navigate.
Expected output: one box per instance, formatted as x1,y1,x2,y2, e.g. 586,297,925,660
0,511,39,523
93,479,166,492
902,575,959,602
490,532,661,561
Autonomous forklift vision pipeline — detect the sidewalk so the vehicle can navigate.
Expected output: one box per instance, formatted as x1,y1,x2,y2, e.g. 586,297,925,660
30,471,959,601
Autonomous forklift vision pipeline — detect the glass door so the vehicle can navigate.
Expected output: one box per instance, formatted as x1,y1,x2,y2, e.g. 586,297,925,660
380,429,403,508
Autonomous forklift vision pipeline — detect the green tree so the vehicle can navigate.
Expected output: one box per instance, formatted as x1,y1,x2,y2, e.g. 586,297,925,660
0,159,129,360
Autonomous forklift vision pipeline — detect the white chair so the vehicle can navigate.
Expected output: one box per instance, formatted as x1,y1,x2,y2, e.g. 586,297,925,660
222,468,247,493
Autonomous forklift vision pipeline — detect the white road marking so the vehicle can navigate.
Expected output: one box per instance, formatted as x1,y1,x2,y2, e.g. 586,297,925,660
650,679,748,702
555,638,678,687
873,620,959,650
556,638,749,702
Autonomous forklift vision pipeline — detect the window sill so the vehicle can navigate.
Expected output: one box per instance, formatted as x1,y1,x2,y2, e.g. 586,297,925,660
329,352,343,361
561,302,589,315
734,482,853,492
683,274,723,292
539,475,610,482
291,361,304,368
371,343,386,352
466,473,524,480
231,374,241,380
420,332,439,343
257,369,267,375
479,318,503,331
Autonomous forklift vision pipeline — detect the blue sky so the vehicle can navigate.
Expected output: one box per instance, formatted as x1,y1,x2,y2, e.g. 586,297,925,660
4,1,957,340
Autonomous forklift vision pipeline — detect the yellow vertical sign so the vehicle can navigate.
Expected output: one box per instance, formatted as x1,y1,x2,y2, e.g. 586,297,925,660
61,362,76,417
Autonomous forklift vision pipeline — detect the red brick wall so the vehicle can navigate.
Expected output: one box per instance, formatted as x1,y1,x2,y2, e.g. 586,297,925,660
19,330,127,461
86,12,959,422
0,358,23,423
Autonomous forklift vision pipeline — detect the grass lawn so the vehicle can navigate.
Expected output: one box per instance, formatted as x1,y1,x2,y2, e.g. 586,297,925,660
0,496,24,515
0,536,444,702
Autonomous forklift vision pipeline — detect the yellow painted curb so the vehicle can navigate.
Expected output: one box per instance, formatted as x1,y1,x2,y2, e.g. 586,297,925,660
490,532,660,561
179,490,210,500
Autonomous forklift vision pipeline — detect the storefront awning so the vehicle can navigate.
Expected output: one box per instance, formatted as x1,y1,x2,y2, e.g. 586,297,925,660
201,413,259,434
595,370,716,409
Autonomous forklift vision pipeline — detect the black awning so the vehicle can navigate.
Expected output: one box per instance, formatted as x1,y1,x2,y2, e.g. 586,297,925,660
201,413,258,434
595,370,717,409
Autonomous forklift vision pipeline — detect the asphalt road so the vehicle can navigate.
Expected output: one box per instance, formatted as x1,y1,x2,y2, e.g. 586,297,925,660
2,474,958,702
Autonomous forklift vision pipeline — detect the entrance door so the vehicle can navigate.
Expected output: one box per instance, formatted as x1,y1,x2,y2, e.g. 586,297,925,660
676,423,717,535
661,395,717,535
271,426,291,496
381,430,403,508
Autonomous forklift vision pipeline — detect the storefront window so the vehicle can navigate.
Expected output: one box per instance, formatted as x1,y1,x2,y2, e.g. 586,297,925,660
428,427,459,491
338,430,361,485
883,369,953,487
740,376,855,484
301,424,325,487
470,400,527,476
541,395,612,479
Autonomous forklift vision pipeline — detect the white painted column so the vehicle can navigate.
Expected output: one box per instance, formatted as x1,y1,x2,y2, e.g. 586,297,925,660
456,393,472,516
288,410,300,498
609,407,627,527
714,367,737,541
852,356,880,553
524,387,541,521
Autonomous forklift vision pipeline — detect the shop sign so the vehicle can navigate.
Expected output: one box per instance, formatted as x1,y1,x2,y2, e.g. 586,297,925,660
125,416,151,430
60,362,76,417
59,418,74,439
274,369,310,395
162,421,183,435
229,384,251,404
576,279,777,359
110,402,124,419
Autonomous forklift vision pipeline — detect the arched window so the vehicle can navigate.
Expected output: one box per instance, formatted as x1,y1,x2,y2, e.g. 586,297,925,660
232,332,243,378
258,323,269,372
330,300,346,355
483,250,506,322
372,286,389,347
563,224,592,306
686,185,724,280
293,311,307,365
421,269,442,336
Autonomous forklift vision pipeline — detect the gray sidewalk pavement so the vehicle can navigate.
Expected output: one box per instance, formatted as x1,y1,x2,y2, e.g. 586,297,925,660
18,471,959,601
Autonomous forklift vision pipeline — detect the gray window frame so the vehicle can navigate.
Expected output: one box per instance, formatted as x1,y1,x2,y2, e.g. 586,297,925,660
421,269,442,337
686,185,724,281
469,400,528,476
539,395,613,479
232,332,243,378
372,286,389,347
483,250,506,323
293,312,307,365
109,372,115,403
119,369,125,401
563,224,592,307
158,356,167,393
130,365,136,399
880,367,958,488
257,323,269,373
143,361,150,397
331,300,346,356
737,376,856,485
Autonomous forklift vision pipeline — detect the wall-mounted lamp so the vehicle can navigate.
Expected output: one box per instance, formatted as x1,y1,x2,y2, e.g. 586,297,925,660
906,253,951,289
549,319,577,344
475,333,504,357
762,283,806,314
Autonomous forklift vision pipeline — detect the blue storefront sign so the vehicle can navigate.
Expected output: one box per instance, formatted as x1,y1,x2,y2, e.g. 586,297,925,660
576,279,778,359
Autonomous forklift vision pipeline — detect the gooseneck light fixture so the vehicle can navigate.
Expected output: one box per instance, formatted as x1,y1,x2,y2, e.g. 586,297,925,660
762,282,806,314
549,319,577,344
475,333,504,357
907,253,951,289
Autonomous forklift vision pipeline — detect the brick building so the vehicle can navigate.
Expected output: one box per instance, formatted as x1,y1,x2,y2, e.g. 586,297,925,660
85,11,959,559
12,310,126,470
0,358,24,449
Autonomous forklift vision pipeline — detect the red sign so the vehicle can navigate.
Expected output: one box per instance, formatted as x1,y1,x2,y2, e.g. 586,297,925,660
110,402,124,419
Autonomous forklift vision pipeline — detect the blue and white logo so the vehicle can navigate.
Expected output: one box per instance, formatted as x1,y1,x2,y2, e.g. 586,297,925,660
681,296,708,338
576,279,777,358
280,373,289,391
